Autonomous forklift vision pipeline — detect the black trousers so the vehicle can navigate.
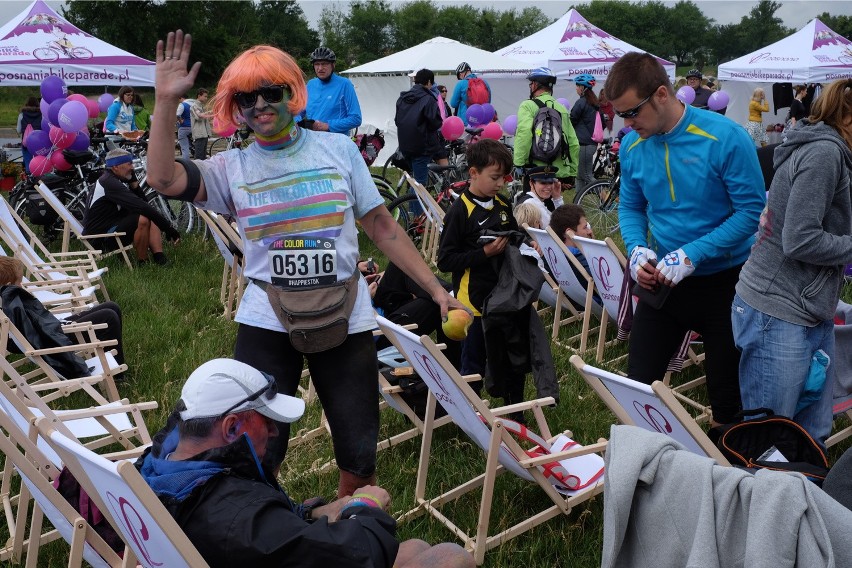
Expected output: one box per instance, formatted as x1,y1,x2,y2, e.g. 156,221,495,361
66,301,124,365
627,265,743,424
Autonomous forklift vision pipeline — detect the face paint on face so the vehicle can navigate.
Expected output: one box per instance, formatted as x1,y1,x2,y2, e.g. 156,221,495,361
241,86,294,139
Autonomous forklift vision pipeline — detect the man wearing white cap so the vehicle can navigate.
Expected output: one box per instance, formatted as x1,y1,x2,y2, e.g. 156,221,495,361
137,359,473,568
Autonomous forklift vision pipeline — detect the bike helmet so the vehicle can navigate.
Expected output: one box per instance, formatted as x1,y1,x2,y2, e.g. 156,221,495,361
455,61,472,79
526,67,557,87
310,47,336,63
685,69,702,79
574,73,596,88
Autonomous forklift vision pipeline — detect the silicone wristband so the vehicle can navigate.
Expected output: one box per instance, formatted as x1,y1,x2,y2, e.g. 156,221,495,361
352,493,382,508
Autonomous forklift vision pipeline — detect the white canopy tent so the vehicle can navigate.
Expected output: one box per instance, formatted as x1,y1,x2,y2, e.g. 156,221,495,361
0,0,155,86
341,37,531,164
718,19,852,128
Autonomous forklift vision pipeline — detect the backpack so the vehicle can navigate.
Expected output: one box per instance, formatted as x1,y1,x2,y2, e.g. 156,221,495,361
353,129,385,166
529,99,565,164
466,77,489,105
24,177,60,226
591,109,604,144
708,408,830,485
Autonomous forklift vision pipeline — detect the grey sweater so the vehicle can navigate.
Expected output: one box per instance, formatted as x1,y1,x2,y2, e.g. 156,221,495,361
736,121,852,326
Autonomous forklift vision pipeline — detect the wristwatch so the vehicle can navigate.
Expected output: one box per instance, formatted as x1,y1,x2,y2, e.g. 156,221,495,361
301,496,328,522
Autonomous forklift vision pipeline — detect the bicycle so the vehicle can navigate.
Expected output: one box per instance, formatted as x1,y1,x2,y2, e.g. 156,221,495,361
208,126,254,155
386,164,467,244
588,41,625,61
573,138,621,235
33,41,92,62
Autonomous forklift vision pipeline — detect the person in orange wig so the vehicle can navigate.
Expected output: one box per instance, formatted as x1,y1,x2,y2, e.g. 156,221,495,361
145,31,464,498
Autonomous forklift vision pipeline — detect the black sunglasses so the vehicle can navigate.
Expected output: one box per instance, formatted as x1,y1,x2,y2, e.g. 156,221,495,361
218,371,277,418
233,84,289,109
614,89,658,119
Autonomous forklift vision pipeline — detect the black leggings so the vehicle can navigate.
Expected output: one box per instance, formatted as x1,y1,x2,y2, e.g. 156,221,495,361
234,325,379,476
627,265,743,424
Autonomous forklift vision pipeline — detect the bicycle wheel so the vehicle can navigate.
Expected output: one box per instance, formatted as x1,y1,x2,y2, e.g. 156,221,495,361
386,193,424,244
574,179,620,235
62,186,88,222
158,195,197,234
33,47,57,62
209,137,229,155
71,47,93,59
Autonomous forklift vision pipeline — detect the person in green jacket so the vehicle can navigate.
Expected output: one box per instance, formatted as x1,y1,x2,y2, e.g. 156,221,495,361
133,93,152,132
512,67,579,194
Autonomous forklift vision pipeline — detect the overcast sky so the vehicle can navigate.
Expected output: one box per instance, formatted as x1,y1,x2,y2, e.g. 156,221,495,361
2,0,851,35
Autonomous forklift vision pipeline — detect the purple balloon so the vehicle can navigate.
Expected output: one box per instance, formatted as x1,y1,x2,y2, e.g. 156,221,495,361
466,103,486,126
40,76,67,104
69,131,91,152
708,90,730,111
503,114,518,136
26,130,52,156
40,118,50,132
58,100,89,133
39,98,49,117
556,97,571,109
480,103,496,122
47,97,68,126
676,86,696,105
98,93,114,113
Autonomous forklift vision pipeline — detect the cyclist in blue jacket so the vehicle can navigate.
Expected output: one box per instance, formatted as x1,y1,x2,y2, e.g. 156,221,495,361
302,47,362,135
450,62,491,126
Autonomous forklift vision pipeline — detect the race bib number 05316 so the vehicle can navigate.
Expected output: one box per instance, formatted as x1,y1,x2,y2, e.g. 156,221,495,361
268,237,337,287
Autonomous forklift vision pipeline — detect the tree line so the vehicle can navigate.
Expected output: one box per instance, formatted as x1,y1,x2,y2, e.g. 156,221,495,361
63,0,852,87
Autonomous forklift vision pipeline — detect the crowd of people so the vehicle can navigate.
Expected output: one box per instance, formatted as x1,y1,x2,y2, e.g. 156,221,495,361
10,25,852,567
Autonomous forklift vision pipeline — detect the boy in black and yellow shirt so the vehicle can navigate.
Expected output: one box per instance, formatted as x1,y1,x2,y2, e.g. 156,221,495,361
437,139,517,397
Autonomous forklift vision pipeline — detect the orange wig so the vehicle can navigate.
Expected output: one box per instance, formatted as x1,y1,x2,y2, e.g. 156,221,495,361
212,45,307,131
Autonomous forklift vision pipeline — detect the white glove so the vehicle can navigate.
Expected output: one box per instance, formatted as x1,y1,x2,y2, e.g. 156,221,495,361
656,248,695,285
629,246,657,281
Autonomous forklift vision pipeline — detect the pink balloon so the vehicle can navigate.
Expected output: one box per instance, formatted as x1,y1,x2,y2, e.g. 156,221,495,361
50,151,73,171
58,100,89,133
98,93,114,113
29,155,53,176
708,90,730,111
22,125,34,148
67,93,88,105
86,98,101,119
676,86,696,105
556,97,571,109
502,114,518,136
482,122,503,140
441,116,465,141
49,126,76,149
213,118,237,137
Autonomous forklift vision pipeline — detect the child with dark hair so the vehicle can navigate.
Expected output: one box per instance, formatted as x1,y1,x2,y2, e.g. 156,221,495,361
549,204,601,306
437,139,525,405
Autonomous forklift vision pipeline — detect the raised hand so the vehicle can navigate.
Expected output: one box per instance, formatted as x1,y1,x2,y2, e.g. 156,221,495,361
155,30,201,102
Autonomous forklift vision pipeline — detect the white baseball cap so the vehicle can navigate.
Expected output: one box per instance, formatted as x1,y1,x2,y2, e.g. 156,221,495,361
179,358,304,423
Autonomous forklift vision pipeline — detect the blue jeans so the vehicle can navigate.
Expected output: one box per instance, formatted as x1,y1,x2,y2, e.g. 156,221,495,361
404,153,430,216
177,127,192,160
731,293,835,446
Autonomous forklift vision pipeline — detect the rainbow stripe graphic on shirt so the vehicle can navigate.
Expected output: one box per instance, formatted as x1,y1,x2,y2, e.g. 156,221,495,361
238,167,347,242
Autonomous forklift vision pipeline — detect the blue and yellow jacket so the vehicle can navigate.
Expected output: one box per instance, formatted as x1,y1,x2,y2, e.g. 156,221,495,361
618,104,765,276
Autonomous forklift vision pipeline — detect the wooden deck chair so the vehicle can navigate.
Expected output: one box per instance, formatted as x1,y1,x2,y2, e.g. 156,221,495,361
524,224,603,352
0,409,126,568
0,311,125,403
403,173,444,266
195,208,245,319
570,236,629,364
570,355,729,464
376,316,606,565
37,419,210,568
34,182,134,270
0,197,110,301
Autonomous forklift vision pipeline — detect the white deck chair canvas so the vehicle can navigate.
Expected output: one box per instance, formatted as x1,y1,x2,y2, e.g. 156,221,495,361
524,224,603,352
195,207,245,319
376,316,606,565
35,182,133,270
38,419,210,568
403,173,445,267
570,354,729,464
0,410,124,568
0,197,110,301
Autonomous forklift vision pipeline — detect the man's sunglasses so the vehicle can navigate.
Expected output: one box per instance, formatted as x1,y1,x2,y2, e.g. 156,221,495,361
614,90,656,119
218,372,277,418
233,84,289,109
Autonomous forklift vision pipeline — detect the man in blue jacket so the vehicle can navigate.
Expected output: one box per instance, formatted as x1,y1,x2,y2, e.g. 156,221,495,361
303,47,362,135
605,52,765,426
137,358,474,568
450,61,491,126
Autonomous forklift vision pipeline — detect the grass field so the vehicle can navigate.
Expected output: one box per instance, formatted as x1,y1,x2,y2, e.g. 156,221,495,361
1,208,849,568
